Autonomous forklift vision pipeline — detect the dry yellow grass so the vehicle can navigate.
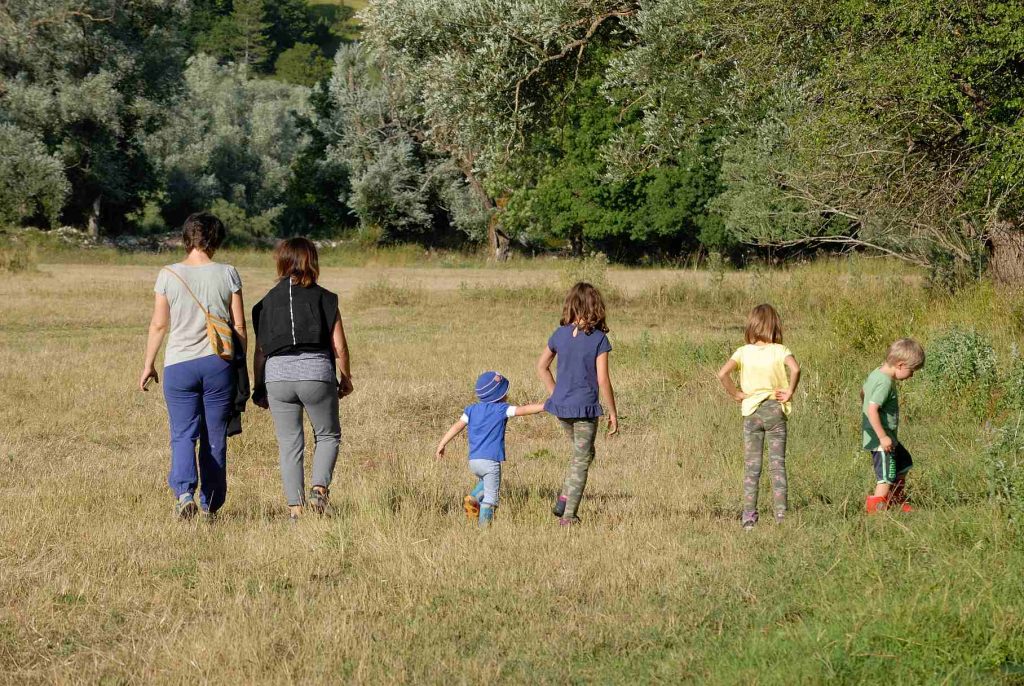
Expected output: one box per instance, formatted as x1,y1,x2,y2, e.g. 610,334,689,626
1,259,1022,683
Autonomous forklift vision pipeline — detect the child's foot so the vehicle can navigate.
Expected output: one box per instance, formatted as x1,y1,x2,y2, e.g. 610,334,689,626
865,495,887,513
774,511,785,524
463,495,481,523
200,508,218,524
900,502,912,513
479,505,495,527
741,511,757,531
552,494,567,518
558,516,580,527
175,493,198,520
309,486,330,515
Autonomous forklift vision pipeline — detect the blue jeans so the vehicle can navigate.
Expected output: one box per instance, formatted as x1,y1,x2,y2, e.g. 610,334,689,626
163,355,234,512
468,459,502,507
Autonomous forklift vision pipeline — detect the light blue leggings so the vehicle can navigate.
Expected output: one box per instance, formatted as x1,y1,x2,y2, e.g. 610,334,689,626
468,459,502,507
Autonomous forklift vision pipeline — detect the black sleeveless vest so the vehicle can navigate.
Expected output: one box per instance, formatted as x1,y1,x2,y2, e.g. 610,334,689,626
252,278,339,358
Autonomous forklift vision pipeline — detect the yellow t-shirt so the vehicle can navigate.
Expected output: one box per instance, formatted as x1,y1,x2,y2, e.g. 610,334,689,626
730,343,794,417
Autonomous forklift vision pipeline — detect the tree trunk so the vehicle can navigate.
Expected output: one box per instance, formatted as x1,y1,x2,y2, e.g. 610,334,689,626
87,195,102,239
494,227,511,261
990,220,1024,285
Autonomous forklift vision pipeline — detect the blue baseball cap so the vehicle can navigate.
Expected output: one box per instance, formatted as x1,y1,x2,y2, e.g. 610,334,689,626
475,371,510,403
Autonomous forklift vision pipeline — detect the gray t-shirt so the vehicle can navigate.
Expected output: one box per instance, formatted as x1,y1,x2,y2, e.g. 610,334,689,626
154,263,242,367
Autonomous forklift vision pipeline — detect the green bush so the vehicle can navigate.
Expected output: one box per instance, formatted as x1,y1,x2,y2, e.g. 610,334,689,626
1001,351,1024,416
559,253,609,292
984,418,1024,527
925,327,997,416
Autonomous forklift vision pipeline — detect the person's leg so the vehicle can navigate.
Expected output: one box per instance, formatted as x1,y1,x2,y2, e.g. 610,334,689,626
742,411,766,526
552,419,574,517
196,356,234,513
890,444,913,510
267,381,307,509
464,477,483,523
162,360,202,501
763,402,788,521
296,381,341,493
472,460,501,527
867,449,896,512
561,418,598,521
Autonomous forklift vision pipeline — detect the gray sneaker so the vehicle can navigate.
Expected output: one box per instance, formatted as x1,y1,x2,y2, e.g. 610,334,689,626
309,486,330,515
175,493,198,520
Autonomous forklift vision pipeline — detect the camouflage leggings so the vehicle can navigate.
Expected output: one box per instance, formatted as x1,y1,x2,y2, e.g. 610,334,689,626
742,400,788,518
558,418,598,520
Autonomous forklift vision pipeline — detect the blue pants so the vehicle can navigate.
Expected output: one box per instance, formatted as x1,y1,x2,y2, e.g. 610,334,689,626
163,355,234,512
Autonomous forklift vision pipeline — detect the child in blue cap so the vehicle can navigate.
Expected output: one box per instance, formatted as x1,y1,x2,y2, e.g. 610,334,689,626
435,371,546,527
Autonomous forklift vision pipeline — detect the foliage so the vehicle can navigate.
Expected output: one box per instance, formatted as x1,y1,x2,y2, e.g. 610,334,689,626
0,0,189,233
322,44,487,244
141,55,310,237
984,417,1024,527
925,327,998,416
274,43,333,87
0,124,69,227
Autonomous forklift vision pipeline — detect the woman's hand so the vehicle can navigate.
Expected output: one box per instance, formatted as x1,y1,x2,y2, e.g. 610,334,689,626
607,412,618,436
338,374,354,399
252,388,269,410
139,366,158,391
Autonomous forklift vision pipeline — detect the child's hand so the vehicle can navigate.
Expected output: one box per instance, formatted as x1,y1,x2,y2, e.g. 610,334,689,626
733,391,748,402
607,413,618,436
774,389,792,403
435,446,446,459
879,435,894,453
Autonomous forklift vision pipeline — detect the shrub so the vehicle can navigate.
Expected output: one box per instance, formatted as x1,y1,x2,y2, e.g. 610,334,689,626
925,327,997,417
1001,350,1024,416
984,418,1024,527
559,253,609,292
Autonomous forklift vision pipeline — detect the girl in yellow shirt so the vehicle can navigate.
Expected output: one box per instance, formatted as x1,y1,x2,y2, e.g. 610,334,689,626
717,304,801,530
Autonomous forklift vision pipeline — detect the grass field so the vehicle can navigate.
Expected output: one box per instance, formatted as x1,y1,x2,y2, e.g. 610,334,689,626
2,256,1023,683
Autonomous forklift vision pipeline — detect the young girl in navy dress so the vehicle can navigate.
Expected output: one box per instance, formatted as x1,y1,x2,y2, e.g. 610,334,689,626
537,282,618,526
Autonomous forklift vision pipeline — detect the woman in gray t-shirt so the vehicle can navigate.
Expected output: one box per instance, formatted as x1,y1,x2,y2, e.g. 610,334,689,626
139,212,247,520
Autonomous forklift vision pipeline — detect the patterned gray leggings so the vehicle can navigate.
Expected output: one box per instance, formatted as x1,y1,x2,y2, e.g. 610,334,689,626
742,400,788,519
558,418,598,520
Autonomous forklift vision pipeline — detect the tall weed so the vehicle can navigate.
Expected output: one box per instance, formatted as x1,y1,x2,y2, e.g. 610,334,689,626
925,327,997,416
984,416,1024,527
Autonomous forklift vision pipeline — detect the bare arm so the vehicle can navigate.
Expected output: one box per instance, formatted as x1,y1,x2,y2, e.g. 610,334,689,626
436,419,467,458
332,309,353,398
717,358,746,402
514,403,546,416
536,346,556,396
866,403,893,452
596,352,618,436
139,294,170,391
230,291,247,355
775,355,801,403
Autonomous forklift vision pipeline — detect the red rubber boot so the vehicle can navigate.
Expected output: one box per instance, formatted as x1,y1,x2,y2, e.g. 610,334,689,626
889,478,911,512
865,495,887,514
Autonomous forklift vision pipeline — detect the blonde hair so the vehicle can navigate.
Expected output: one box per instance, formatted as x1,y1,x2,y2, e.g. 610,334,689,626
886,338,925,369
744,303,783,344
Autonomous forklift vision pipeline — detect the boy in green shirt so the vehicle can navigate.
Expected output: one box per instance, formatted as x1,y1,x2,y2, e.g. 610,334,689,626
862,338,926,513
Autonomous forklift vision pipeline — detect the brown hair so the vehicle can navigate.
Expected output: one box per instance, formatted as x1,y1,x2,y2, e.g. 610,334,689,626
274,237,320,288
560,282,608,334
744,303,783,344
182,212,226,255
886,338,926,369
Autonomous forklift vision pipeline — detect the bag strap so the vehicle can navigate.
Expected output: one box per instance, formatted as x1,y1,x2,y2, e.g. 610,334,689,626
161,267,208,314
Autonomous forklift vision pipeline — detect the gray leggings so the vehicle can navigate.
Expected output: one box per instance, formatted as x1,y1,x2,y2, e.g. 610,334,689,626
266,380,340,506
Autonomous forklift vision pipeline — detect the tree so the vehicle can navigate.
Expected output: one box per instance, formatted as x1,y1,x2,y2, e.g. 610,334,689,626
275,43,332,87
142,55,310,238
321,44,487,244
197,0,271,69
0,0,189,234
0,124,69,227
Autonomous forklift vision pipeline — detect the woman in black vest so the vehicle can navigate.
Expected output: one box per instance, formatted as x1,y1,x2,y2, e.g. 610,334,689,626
252,237,353,520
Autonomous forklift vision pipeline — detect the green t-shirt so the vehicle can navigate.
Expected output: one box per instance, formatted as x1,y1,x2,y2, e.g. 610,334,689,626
862,368,899,450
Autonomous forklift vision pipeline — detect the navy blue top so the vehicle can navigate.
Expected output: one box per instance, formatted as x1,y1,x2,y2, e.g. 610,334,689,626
543,325,612,419
461,402,517,462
